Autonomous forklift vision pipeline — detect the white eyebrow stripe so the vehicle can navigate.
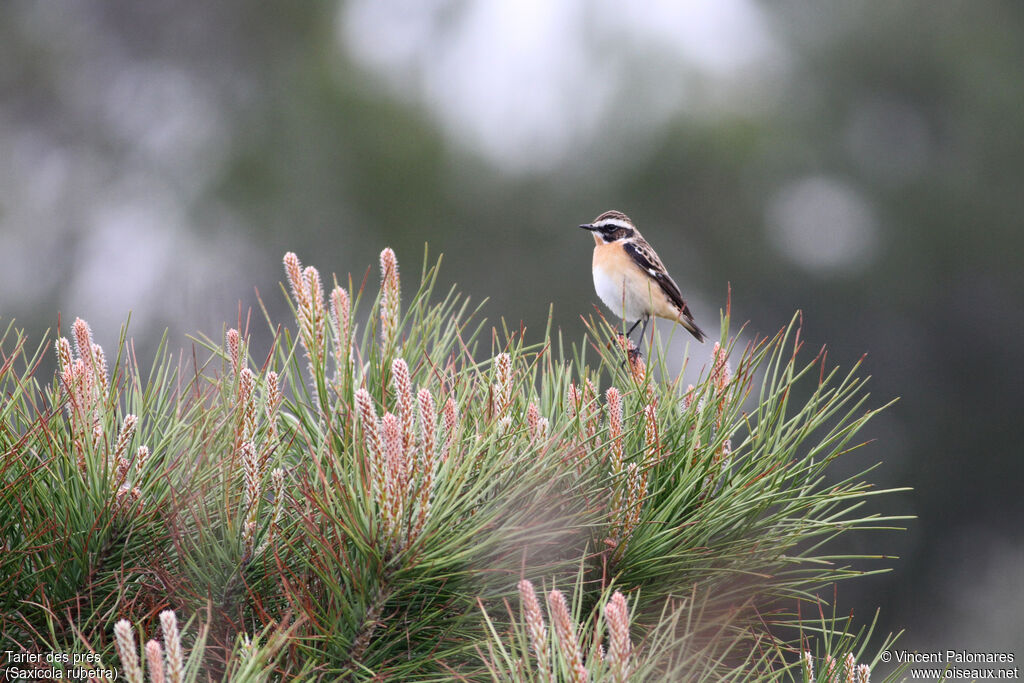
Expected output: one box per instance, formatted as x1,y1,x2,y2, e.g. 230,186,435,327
594,219,632,230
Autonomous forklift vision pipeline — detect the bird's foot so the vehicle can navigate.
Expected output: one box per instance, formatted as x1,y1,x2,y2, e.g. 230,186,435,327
627,344,643,365
614,333,643,367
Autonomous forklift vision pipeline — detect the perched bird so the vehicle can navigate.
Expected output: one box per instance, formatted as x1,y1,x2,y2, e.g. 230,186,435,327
579,210,706,344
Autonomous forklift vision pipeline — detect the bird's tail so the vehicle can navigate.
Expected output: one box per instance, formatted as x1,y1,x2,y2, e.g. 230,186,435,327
680,315,707,343
656,305,708,343
668,305,707,343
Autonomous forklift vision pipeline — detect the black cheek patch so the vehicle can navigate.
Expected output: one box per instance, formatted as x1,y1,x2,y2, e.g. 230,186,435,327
596,225,634,241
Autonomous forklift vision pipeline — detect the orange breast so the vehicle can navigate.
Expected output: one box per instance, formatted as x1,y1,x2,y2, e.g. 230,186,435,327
591,243,679,320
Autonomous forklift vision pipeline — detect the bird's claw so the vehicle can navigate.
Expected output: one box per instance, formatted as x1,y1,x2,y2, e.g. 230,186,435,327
627,344,643,365
614,333,643,367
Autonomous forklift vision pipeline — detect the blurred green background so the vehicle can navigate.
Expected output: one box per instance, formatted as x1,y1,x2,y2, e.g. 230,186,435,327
2,0,1022,658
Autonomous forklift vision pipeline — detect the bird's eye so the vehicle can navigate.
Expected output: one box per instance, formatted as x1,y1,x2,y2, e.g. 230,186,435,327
603,227,632,240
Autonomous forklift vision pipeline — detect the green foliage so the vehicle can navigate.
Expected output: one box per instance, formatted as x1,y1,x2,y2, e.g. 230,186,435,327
0,249,908,680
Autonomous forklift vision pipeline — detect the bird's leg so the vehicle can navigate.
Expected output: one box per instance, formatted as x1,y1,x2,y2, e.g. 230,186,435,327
623,315,650,364
638,314,651,344
618,316,648,366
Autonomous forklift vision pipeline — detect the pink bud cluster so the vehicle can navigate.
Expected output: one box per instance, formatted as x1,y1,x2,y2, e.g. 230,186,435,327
56,318,152,513
441,396,459,461
517,580,552,682
161,610,185,683
682,384,696,410
526,402,549,444
492,353,513,419
581,379,599,443
283,252,327,378
56,318,108,475
324,281,352,395
566,383,579,419
642,404,658,465
380,413,405,540
603,591,632,683
330,283,352,378
606,392,657,559
609,467,647,556
515,582,634,683
112,414,137,470
264,371,283,451
226,328,241,376
241,441,261,558
547,590,588,683
379,247,401,349
605,388,624,475
710,342,731,395
804,652,870,683
227,331,286,558
820,654,840,682
113,610,185,683
355,387,384,502
239,368,258,444
113,619,143,683
622,465,646,539
146,640,164,683
110,413,145,517
262,466,287,554
392,359,417,477
704,343,735,495
355,358,456,552
284,252,356,392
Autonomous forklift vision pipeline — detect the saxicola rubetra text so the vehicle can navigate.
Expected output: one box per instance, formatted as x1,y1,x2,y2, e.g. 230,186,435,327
579,210,706,344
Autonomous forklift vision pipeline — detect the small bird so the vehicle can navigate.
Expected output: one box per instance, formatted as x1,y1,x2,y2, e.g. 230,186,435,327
579,210,706,344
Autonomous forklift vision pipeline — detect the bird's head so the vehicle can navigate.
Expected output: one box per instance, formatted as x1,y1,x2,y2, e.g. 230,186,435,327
579,210,637,244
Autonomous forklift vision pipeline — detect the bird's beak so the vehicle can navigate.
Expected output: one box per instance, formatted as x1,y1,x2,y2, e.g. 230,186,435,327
579,223,596,231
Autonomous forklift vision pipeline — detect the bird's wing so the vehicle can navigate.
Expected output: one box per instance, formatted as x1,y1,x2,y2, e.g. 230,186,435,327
624,240,689,314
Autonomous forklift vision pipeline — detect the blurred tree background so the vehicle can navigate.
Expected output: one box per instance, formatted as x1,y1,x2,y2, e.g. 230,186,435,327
2,0,1022,659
